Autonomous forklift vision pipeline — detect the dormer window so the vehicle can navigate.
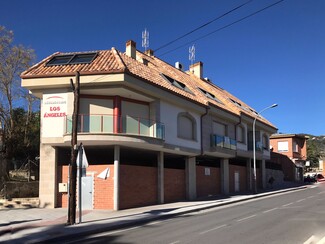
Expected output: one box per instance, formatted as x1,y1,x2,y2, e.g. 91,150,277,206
161,74,193,93
198,87,222,104
46,52,98,66
229,98,242,107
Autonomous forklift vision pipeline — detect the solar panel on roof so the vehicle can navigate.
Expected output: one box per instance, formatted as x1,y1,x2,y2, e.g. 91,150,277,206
46,52,97,66
69,53,97,64
47,55,73,66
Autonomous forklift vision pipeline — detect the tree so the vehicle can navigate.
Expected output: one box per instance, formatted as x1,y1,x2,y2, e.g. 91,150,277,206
0,25,36,180
306,137,322,169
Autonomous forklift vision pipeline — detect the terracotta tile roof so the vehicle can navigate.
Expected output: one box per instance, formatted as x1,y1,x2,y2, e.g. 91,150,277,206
21,46,276,128
21,49,126,78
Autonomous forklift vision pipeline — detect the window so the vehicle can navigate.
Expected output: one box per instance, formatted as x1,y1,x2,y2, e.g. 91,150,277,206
46,52,98,66
262,134,269,150
278,141,288,152
293,140,299,153
236,125,245,143
177,112,197,140
198,87,222,104
229,98,242,107
161,74,192,93
213,121,226,136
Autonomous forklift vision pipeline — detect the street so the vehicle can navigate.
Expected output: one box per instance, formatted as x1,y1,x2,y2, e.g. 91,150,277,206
67,184,325,244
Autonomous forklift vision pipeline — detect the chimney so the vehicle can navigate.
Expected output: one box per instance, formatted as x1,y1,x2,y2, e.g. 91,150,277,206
145,49,154,56
190,61,203,79
126,40,136,59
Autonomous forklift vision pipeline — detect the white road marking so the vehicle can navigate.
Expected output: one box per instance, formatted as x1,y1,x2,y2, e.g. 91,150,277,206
282,202,293,207
304,235,316,244
169,241,180,244
263,207,278,213
303,234,325,244
307,196,315,199
318,191,325,194
318,235,325,244
199,224,227,235
296,198,306,203
236,215,257,222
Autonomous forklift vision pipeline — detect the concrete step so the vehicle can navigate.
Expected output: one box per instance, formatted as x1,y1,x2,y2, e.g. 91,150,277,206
0,197,40,209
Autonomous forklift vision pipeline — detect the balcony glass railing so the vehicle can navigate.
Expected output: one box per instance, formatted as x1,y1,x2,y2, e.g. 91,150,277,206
66,114,165,140
211,134,237,150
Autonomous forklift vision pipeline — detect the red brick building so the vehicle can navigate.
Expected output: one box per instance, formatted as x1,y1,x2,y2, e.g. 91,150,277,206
270,134,308,182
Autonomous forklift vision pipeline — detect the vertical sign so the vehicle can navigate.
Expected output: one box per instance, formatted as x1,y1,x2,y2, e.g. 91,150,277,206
42,93,68,137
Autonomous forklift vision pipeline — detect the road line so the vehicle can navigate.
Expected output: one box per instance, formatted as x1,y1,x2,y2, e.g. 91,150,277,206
169,241,180,244
236,215,257,222
296,198,306,203
307,196,315,199
317,235,325,244
303,235,316,244
282,202,293,207
100,226,141,236
263,207,278,213
199,224,227,235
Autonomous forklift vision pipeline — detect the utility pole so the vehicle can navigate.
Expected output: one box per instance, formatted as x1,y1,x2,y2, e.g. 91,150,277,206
67,71,80,225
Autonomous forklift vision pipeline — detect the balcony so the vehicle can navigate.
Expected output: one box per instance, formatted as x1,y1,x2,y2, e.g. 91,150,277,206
65,114,165,140
211,134,237,150
248,141,263,151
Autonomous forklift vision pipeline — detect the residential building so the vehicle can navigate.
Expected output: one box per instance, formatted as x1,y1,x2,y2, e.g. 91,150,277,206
270,133,308,182
21,40,277,210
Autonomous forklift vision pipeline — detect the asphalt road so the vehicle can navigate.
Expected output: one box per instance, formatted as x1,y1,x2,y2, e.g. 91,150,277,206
67,184,325,244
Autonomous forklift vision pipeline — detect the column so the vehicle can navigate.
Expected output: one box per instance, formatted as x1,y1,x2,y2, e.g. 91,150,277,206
247,158,252,191
113,145,120,210
39,144,57,208
157,151,164,204
261,159,266,189
221,158,229,195
186,156,196,200
113,96,121,133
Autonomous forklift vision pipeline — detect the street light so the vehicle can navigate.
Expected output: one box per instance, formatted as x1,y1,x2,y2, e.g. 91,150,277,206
253,103,278,194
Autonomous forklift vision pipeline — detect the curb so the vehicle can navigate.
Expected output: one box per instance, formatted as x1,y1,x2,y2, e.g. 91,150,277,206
30,186,307,243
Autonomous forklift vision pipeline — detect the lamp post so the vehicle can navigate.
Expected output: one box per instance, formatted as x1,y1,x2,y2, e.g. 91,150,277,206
253,103,278,194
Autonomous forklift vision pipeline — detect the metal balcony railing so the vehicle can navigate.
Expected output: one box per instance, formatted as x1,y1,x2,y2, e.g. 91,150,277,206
211,134,237,150
65,114,165,140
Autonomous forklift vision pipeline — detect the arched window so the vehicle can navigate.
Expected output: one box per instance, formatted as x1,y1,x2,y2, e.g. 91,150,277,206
262,133,269,150
236,125,245,143
177,112,197,140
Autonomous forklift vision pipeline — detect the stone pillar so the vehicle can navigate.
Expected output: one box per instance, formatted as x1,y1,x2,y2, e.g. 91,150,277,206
113,145,120,210
186,156,196,200
221,158,229,195
39,144,57,208
157,151,164,204
261,159,266,189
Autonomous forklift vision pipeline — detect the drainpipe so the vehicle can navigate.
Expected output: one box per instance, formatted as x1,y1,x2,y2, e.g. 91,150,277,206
235,115,242,145
200,105,210,155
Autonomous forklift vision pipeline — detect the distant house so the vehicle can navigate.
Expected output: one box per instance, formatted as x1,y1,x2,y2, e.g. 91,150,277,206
270,134,308,182
21,40,277,210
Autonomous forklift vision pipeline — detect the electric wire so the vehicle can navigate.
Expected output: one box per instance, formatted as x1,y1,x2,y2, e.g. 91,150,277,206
154,0,253,53
159,0,285,57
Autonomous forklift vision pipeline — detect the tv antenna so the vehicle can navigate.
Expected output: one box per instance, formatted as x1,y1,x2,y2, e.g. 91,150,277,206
189,44,195,67
142,28,149,51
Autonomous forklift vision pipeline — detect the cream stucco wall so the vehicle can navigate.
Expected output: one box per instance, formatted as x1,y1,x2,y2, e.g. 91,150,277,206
160,100,201,150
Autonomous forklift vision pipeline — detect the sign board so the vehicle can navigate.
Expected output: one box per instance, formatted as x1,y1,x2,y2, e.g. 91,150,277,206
42,94,68,137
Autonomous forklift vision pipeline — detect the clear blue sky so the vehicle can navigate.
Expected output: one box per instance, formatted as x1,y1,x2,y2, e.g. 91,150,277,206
1,0,325,135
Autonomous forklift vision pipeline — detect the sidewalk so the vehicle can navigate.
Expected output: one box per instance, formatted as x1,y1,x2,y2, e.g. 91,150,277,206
0,183,308,243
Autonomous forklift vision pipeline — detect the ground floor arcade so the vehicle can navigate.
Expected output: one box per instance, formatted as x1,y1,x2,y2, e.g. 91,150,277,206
39,145,268,210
